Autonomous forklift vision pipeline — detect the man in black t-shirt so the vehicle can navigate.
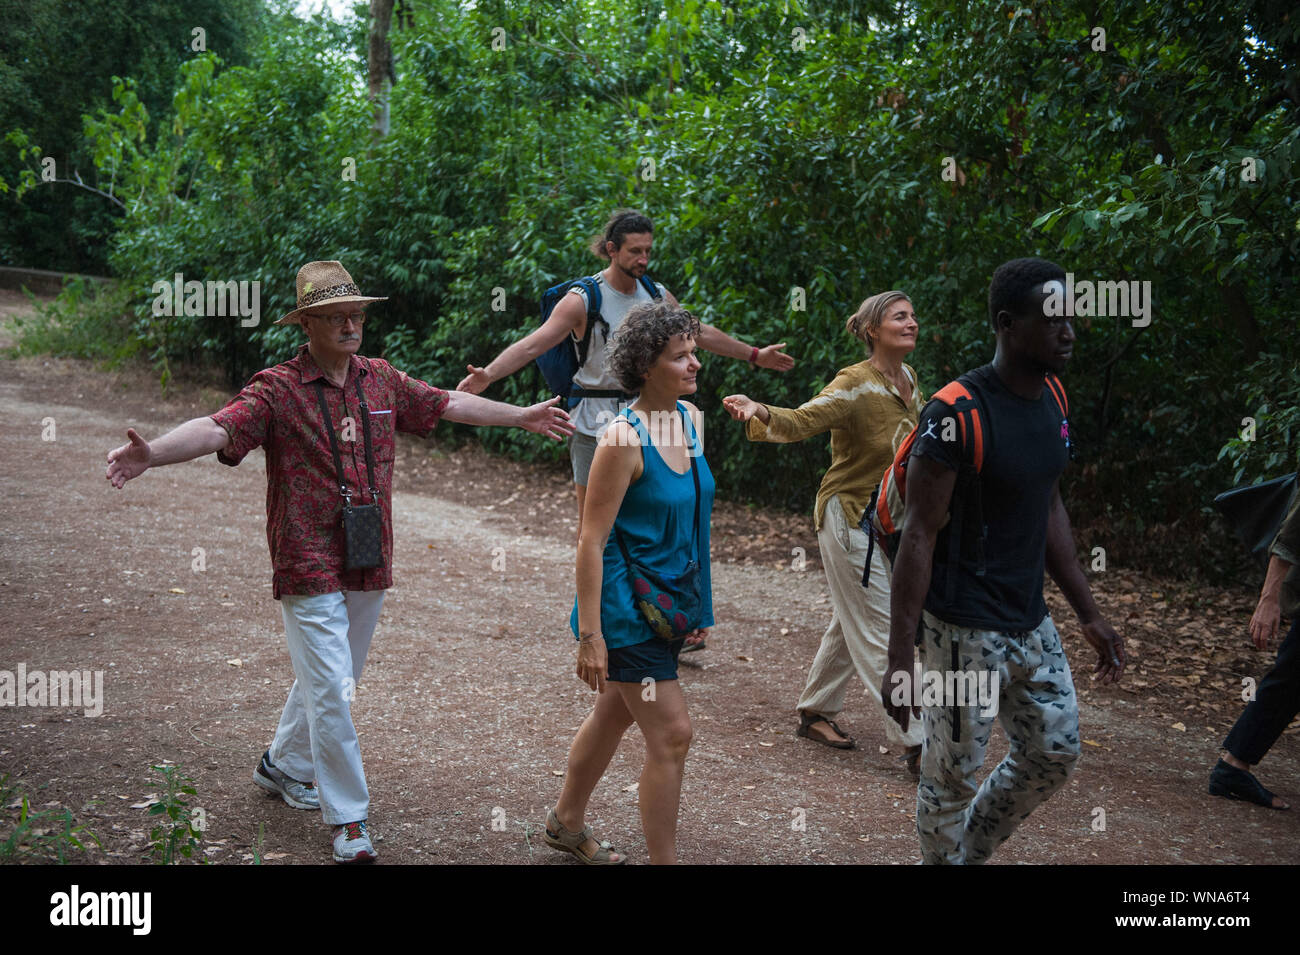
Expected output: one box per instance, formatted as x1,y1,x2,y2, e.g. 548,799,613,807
881,257,1125,865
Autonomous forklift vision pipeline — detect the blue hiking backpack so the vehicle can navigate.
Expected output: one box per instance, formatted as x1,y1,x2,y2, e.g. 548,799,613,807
536,273,662,406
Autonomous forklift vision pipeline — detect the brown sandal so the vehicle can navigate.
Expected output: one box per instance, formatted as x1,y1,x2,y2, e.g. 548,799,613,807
796,711,856,749
544,808,627,864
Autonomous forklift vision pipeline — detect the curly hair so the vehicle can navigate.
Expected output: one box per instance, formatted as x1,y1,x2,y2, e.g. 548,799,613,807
607,301,702,393
988,257,1066,331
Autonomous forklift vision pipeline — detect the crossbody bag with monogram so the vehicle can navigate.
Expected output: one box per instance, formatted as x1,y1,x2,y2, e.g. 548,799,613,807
313,377,383,570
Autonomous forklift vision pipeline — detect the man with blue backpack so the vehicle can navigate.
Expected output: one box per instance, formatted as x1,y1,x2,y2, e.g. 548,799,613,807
879,257,1126,864
457,210,794,651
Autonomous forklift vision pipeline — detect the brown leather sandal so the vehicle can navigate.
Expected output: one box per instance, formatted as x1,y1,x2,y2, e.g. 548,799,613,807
796,711,856,749
544,808,627,864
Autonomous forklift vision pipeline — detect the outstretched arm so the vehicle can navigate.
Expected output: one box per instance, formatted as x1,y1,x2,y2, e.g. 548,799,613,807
457,293,586,393
440,392,574,441
695,323,794,371
1044,480,1125,684
105,417,230,489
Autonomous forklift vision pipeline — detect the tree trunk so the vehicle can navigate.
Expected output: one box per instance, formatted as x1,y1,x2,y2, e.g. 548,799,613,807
1222,281,1260,362
368,0,395,140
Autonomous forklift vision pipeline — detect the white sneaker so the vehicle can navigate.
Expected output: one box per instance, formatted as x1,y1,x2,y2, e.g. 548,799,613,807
332,820,377,864
253,751,320,810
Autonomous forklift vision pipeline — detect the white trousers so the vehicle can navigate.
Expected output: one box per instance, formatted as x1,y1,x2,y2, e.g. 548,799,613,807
796,495,923,748
268,589,385,826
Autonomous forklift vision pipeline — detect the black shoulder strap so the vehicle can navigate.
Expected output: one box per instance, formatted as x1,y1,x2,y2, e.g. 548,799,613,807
313,379,350,504
312,375,380,504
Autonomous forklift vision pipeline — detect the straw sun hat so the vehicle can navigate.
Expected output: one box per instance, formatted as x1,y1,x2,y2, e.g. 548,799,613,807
274,260,388,326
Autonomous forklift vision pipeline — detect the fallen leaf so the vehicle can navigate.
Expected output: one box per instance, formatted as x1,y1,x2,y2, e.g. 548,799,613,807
1083,739,1102,747
742,785,755,790
551,770,564,777
262,852,287,860
129,797,159,809
780,628,790,636
1171,722,1186,732
736,655,753,663
758,742,774,747
168,588,186,595
226,658,243,667
878,745,889,754
621,783,638,793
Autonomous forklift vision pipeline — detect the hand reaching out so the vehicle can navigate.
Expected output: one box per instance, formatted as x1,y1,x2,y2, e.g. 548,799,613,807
520,396,575,441
456,364,493,394
722,394,767,424
106,428,152,489
754,343,794,371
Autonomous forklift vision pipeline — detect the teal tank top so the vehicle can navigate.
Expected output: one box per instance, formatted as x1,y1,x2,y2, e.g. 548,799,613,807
570,402,715,648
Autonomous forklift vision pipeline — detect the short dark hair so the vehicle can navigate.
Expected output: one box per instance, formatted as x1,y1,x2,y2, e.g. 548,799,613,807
987,257,1066,331
589,209,654,259
607,301,701,393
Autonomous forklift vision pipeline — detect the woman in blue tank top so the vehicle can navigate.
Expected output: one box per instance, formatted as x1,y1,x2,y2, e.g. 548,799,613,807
545,302,715,865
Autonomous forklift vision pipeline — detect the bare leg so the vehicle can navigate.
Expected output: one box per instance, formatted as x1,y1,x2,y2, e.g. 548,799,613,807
554,683,635,860
616,679,692,865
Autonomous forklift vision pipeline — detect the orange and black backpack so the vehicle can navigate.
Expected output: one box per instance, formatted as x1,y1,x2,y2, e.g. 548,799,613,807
861,372,1069,601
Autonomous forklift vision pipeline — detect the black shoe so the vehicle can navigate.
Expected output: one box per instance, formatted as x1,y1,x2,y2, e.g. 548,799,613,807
1208,759,1288,810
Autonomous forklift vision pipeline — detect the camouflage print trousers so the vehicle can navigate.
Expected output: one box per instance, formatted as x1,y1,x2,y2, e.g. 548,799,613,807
916,610,1081,865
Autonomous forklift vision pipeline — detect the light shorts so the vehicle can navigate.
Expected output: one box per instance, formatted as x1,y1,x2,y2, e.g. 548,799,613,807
570,431,599,485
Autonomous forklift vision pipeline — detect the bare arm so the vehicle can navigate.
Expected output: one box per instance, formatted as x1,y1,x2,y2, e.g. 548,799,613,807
105,417,230,488
440,392,574,441
1044,480,1124,683
882,454,957,732
457,293,586,393
695,321,794,371
1249,554,1292,650
575,420,643,691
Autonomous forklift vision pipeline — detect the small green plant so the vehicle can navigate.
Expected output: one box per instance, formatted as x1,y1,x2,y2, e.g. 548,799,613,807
7,278,140,364
0,774,100,863
252,820,264,865
147,764,204,864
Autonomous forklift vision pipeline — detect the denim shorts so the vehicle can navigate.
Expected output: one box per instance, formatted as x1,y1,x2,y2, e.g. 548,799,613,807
606,636,683,683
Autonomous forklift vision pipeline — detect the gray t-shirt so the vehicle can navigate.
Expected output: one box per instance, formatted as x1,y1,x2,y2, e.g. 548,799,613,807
569,273,668,437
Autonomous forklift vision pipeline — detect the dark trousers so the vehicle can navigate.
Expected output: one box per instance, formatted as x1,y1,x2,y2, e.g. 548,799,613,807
1223,617,1300,766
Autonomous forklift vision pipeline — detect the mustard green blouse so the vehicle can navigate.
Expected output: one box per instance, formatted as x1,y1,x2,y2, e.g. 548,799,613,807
745,360,924,531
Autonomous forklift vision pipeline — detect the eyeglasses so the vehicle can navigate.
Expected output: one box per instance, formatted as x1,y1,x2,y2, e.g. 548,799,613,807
308,311,367,328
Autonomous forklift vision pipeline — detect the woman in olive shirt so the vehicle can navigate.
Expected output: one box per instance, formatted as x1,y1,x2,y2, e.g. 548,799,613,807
723,291,925,772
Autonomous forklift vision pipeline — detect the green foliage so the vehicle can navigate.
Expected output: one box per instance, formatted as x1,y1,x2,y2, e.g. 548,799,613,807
146,764,204,864
0,774,100,864
9,0,1300,576
1219,353,1300,486
7,278,140,364
0,0,267,273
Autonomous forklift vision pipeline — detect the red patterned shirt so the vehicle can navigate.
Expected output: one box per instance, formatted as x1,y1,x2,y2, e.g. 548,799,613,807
210,344,449,598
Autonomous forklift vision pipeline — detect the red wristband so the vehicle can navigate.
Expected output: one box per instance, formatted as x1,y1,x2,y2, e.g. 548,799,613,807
748,346,759,364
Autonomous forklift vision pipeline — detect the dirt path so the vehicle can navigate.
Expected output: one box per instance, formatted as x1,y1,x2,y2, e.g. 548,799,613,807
1,290,1296,864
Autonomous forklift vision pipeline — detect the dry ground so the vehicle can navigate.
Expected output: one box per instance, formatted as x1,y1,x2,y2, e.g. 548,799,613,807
1,288,1296,865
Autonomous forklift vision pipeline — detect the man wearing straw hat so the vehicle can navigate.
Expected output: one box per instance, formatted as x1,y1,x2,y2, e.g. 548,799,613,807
106,260,574,863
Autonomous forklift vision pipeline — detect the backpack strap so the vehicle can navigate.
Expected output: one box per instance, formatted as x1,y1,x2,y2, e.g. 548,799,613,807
928,376,990,604
572,276,606,367
637,274,664,301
